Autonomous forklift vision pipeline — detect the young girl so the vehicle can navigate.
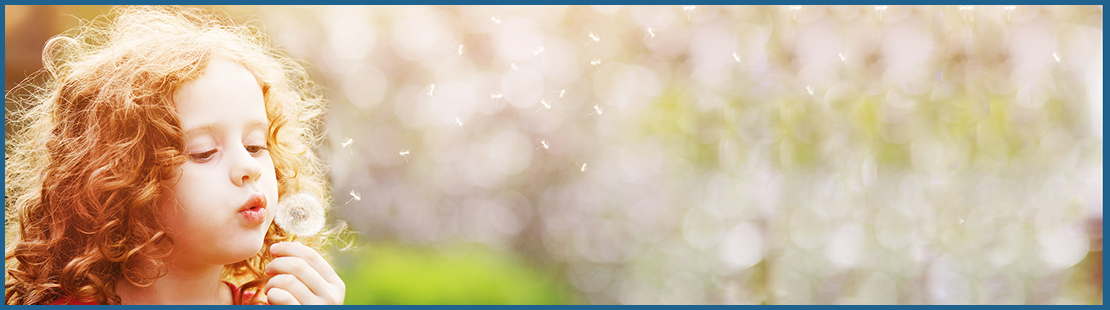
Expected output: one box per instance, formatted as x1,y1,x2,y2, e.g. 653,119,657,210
5,6,344,305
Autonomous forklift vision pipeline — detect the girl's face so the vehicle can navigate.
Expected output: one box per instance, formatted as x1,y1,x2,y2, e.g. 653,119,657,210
160,58,279,268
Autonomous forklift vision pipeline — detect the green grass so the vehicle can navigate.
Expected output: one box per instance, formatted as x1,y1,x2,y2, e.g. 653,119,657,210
334,242,574,305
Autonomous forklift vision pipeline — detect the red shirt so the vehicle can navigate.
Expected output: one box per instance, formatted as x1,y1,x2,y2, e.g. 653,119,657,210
49,281,261,305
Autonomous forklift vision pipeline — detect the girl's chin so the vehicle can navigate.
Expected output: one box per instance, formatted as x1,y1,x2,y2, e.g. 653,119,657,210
219,245,265,265
217,236,267,264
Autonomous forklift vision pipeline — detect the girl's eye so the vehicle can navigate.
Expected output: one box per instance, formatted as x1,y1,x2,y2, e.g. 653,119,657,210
189,149,217,163
246,145,268,156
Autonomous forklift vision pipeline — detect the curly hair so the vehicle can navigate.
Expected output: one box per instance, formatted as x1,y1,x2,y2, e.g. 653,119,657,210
5,6,332,305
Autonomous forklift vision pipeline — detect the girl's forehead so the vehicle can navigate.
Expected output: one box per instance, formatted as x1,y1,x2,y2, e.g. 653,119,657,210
174,59,268,131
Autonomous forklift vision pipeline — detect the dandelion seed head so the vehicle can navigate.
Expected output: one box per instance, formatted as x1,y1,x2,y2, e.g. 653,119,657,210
350,189,362,201
275,192,326,237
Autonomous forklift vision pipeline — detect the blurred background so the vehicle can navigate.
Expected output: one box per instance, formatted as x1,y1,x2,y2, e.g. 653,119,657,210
5,5,1103,305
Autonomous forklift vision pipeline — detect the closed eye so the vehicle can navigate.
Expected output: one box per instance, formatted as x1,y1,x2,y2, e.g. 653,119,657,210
189,149,217,163
246,145,268,157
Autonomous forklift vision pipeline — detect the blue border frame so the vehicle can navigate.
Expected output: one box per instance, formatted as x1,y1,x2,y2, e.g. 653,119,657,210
2,3,1104,306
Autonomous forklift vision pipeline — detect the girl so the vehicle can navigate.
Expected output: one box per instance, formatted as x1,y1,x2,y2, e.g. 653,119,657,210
5,6,345,305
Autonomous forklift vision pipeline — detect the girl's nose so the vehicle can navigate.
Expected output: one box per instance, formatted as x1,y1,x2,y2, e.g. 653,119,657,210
230,146,263,186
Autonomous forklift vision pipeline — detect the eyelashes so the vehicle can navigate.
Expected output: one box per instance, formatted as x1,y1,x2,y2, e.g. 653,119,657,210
189,149,218,163
245,145,268,156
188,145,268,163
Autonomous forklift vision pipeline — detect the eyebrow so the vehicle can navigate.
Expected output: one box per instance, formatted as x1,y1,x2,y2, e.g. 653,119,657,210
183,119,270,136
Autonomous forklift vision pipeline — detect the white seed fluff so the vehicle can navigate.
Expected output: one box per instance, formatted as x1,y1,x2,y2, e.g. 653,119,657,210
274,192,326,237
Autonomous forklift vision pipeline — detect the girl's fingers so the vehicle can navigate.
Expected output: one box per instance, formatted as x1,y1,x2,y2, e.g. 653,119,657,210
265,256,330,296
269,242,343,285
263,287,299,305
264,274,320,305
266,242,345,304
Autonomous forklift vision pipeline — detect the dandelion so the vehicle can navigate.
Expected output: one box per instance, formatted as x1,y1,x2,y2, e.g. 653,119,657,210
1004,5,1015,20
588,104,603,116
591,59,601,72
806,85,813,95
341,137,353,155
511,63,519,71
586,31,600,46
683,5,696,19
648,27,655,38
275,192,326,236
789,6,801,21
1053,52,1060,62
559,89,566,98
456,117,465,127
958,6,974,21
540,97,551,109
491,91,504,108
489,16,501,30
346,189,362,204
536,139,549,150
875,5,888,21
399,149,410,163
580,163,588,172
458,44,464,56
427,84,438,96
838,52,845,61
732,52,741,62
533,46,545,56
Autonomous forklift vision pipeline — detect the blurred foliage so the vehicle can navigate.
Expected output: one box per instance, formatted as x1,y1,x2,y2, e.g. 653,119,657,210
5,5,1104,305
333,243,573,305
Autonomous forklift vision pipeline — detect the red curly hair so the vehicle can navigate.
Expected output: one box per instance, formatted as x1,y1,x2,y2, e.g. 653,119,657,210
5,6,332,305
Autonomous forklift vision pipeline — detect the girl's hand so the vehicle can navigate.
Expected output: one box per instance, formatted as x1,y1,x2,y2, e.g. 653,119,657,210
262,242,346,305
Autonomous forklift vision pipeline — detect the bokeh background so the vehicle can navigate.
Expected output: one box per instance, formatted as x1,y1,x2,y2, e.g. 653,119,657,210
5,5,1103,305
